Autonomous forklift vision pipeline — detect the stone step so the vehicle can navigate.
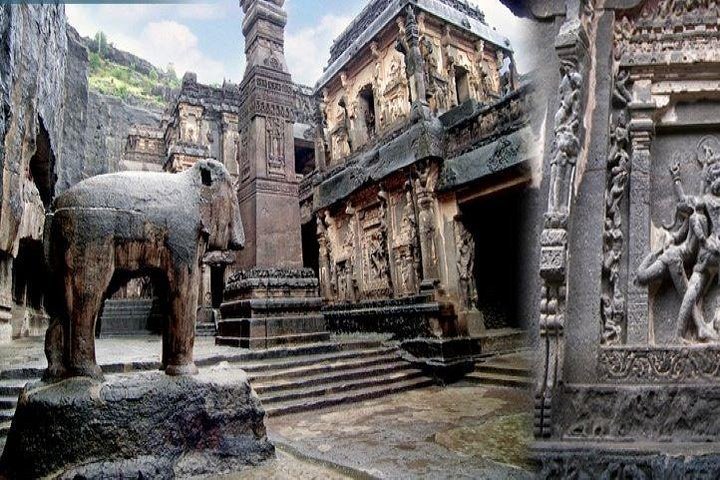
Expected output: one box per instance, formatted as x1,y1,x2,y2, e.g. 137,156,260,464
0,379,28,396
216,331,331,349
0,409,15,422
258,368,424,404
264,375,434,417
240,346,397,374
0,367,44,381
0,397,17,410
247,352,401,383
476,362,531,377
465,371,532,389
253,358,410,394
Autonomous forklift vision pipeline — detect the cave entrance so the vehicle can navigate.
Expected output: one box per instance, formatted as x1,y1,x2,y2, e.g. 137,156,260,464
96,271,169,337
459,183,526,330
29,117,56,209
11,238,48,337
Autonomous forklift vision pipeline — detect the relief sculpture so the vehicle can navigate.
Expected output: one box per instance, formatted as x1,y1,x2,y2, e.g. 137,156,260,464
637,138,720,342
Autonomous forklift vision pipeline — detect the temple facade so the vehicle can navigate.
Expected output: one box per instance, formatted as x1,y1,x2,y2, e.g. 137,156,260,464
295,0,537,372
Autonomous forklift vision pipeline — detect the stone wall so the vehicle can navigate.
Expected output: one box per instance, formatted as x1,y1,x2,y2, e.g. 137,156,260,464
0,5,68,342
59,28,164,191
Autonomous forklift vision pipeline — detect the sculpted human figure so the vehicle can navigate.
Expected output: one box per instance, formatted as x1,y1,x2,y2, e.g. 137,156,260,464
637,162,706,300
637,157,720,342
43,160,245,380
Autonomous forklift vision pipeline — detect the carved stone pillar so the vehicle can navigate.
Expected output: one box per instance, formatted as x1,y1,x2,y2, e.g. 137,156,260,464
236,0,302,269
626,97,655,344
535,0,592,438
218,0,329,349
396,5,427,109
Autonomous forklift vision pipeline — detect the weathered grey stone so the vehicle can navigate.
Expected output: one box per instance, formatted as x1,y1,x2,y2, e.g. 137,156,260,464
0,369,275,479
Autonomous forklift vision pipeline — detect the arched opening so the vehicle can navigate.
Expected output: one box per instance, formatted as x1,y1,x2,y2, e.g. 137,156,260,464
29,117,56,209
455,66,471,104
96,271,169,337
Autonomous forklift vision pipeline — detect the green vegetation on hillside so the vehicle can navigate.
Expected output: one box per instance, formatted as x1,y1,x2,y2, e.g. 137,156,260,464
87,31,180,107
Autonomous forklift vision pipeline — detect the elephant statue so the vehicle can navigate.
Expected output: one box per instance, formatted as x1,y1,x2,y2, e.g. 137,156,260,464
43,160,244,380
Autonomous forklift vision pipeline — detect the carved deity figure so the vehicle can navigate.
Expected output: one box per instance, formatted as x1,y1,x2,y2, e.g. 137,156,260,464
317,215,334,300
455,220,478,310
477,61,494,101
637,142,720,342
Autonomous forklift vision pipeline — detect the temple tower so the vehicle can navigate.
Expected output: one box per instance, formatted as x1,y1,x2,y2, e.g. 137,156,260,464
236,0,302,269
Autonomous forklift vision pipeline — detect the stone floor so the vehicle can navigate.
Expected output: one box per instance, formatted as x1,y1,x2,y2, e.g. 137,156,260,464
0,333,391,371
0,336,534,478
261,382,534,479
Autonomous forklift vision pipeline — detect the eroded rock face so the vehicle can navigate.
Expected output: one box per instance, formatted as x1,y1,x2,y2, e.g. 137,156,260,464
0,369,275,478
0,4,67,254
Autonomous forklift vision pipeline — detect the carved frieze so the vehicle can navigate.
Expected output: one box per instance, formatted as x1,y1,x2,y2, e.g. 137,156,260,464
599,347,720,382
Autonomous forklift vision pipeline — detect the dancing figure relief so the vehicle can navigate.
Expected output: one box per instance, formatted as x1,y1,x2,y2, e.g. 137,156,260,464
637,139,720,342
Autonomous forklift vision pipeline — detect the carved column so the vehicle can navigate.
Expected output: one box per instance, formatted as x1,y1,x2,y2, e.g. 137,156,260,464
626,94,655,344
396,5,427,109
236,0,302,269
536,0,592,438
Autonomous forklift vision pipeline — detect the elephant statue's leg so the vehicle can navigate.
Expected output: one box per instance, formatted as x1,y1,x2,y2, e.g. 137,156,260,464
66,242,114,379
164,264,199,376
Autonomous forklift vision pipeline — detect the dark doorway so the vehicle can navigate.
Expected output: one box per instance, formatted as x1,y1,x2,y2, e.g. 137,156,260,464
29,117,56,209
301,220,320,276
295,140,315,176
12,238,47,311
460,184,526,329
210,265,226,309
358,84,376,138
455,66,471,104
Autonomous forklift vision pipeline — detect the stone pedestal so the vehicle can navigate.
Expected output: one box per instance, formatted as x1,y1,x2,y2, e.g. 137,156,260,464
217,268,330,349
0,369,275,478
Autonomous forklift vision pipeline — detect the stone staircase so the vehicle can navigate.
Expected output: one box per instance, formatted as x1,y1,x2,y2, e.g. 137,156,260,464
0,339,433,450
97,297,165,336
246,343,432,416
466,351,533,389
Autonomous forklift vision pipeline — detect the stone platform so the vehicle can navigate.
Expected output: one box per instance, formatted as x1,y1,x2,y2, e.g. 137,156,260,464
0,368,274,478
217,268,330,349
